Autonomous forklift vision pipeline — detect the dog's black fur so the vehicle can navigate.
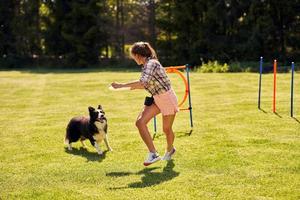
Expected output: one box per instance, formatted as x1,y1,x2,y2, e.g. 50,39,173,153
65,105,112,155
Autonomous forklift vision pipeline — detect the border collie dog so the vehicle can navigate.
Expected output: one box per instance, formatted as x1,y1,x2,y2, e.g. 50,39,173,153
65,105,112,155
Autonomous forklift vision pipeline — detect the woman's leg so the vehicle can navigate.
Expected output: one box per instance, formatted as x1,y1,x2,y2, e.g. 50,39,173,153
162,114,176,152
136,104,160,153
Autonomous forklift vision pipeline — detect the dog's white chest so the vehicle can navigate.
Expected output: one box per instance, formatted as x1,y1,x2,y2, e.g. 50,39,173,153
95,121,106,130
93,121,106,142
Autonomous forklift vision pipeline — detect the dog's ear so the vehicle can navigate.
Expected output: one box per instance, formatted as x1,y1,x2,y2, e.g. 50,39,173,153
88,106,95,112
98,105,102,109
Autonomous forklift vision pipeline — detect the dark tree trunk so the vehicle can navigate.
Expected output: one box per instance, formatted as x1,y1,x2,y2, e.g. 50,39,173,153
148,0,156,48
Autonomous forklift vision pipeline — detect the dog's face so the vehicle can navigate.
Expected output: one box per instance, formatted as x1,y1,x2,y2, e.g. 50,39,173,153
88,105,106,123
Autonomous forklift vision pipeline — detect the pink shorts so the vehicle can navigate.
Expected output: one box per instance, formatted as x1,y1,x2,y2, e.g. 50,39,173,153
153,89,179,116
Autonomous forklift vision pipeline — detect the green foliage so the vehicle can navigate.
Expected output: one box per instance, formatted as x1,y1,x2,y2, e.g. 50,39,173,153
0,1,299,68
0,1,16,57
196,61,288,73
42,0,111,67
229,61,277,73
157,0,300,65
197,61,229,73
228,62,243,72
0,56,21,68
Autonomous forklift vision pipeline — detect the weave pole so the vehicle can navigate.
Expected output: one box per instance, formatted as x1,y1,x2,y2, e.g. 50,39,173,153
273,60,277,113
186,64,193,133
258,57,263,109
291,62,295,117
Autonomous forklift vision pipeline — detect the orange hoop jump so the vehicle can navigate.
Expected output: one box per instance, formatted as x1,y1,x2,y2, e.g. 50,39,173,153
152,64,193,139
165,66,189,109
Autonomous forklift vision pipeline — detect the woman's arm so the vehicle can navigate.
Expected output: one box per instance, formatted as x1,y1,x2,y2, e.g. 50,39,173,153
111,80,144,90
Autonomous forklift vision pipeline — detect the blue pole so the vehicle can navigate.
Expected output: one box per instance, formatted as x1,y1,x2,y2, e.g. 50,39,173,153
291,62,295,117
258,57,263,109
186,64,193,131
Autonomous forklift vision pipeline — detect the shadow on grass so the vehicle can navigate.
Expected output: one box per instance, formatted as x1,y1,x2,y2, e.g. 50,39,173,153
153,131,191,140
260,109,299,122
274,112,282,118
176,130,193,138
64,147,107,162
107,160,179,189
258,108,267,113
292,117,300,123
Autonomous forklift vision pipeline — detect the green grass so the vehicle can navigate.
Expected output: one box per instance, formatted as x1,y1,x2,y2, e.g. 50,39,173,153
0,70,299,199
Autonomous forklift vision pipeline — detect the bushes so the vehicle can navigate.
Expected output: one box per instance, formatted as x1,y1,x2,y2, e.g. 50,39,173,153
196,61,231,73
0,55,29,69
196,61,228,73
196,61,256,73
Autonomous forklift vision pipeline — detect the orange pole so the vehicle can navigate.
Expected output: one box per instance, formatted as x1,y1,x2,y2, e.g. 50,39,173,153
273,60,277,113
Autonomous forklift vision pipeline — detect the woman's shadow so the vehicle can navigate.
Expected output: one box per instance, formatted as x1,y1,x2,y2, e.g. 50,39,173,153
64,147,107,162
106,160,179,189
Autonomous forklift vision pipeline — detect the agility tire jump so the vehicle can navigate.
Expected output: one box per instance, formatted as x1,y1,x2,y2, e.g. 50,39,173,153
152,64,193,140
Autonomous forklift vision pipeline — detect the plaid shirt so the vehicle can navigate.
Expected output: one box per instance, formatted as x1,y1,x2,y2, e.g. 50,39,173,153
140,58,171,95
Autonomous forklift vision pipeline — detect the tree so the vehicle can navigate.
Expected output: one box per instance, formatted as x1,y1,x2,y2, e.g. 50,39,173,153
0,0,16,56
13,0,41,57
43,0,111,67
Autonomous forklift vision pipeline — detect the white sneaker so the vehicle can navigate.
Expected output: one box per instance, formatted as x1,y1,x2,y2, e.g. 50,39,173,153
161,147,176,161
143,152,161,166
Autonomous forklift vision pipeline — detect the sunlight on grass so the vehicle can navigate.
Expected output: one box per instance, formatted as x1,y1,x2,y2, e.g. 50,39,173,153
0,70,299,199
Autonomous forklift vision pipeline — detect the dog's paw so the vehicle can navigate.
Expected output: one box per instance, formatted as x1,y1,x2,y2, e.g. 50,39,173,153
97,150,103,155
108,147,113,152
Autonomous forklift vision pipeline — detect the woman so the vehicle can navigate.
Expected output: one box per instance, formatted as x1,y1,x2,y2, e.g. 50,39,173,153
111,42,178,166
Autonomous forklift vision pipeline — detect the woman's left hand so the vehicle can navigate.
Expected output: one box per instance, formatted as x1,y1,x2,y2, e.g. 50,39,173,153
111,82,124,89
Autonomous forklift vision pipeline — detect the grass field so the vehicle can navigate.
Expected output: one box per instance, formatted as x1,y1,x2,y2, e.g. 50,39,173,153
0,69,299,200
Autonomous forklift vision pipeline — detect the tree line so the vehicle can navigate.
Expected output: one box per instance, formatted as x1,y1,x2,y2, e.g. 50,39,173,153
0,0,299,68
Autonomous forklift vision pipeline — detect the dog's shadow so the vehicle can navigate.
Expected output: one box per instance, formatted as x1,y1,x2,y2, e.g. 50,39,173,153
64,147,107,162
107,160,179,189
